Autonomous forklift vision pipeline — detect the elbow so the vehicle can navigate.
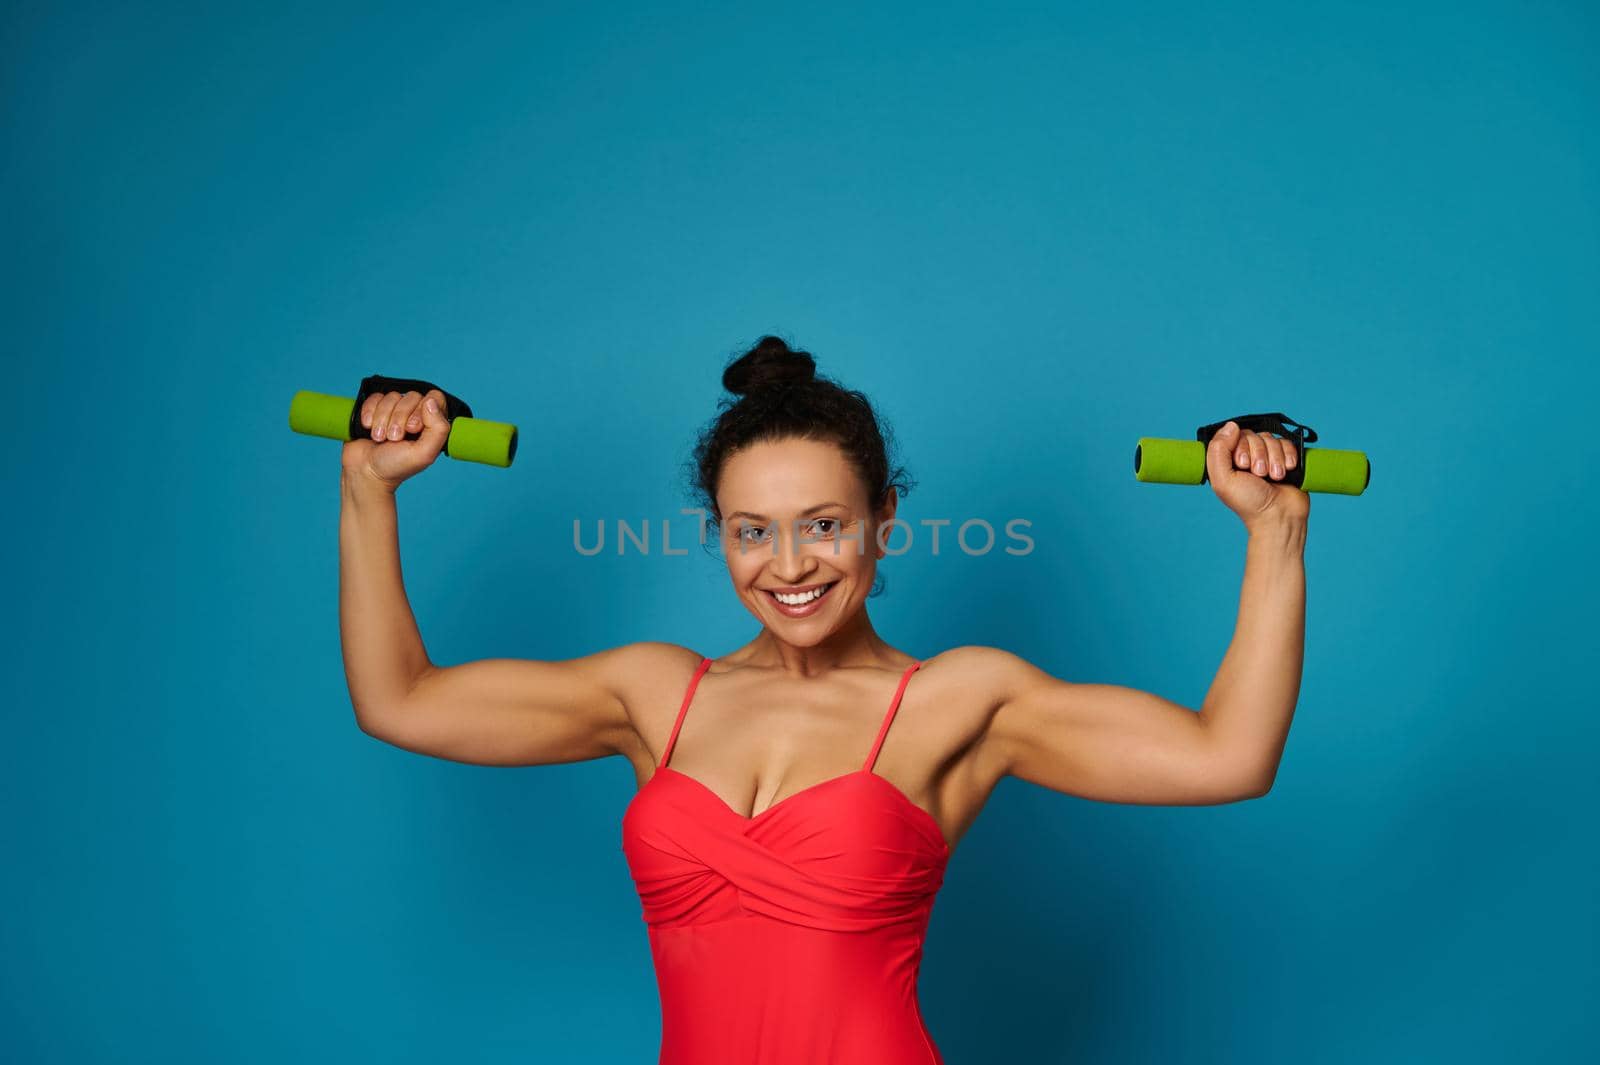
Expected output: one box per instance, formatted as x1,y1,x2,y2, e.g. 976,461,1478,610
352,702,395,742
1212,742,1279,801
1240,764,1278,800
1214,751,1278,801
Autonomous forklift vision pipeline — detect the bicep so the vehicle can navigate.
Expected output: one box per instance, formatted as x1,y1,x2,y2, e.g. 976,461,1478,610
359,642,645,767
982,650,1262,805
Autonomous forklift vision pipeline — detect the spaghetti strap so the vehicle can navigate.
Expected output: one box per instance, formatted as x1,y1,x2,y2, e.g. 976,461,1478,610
863,661,922,772
660,656,713,768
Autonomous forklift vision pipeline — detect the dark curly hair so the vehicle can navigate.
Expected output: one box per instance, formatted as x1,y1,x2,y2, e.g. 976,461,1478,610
684,334,914,597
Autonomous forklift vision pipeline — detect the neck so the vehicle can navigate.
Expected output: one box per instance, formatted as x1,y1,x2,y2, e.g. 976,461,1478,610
744,608,898,677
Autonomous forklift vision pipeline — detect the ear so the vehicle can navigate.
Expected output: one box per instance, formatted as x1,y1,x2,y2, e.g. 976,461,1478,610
873,487,900,559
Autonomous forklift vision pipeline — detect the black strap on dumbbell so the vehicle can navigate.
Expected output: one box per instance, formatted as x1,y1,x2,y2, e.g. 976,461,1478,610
349,373,475,443
1195,412,1317,484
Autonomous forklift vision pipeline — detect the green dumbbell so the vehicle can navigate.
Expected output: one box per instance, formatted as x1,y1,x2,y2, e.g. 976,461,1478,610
1134,412,1368,495
288,373,519,468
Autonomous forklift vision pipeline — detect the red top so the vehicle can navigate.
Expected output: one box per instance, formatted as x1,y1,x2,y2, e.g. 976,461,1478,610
622,656,949,1064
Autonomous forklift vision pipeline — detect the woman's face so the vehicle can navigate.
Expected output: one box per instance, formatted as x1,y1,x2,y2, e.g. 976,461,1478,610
716,437,896,642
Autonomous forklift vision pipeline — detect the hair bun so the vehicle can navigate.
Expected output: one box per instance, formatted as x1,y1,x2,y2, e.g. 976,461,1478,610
723,335,818,397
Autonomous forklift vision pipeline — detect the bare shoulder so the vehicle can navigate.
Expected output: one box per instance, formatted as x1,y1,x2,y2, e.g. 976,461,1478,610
601,641,709,766
917,644,1035,706
915,644,1052,776
893,646,1041,847
600,640,706,706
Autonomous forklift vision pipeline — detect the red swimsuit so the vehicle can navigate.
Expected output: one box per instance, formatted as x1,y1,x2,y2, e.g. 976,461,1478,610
622,657,949,1064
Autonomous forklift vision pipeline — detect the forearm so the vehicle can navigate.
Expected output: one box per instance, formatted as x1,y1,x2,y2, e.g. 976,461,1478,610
1198,514,1307,790
339,468,433,726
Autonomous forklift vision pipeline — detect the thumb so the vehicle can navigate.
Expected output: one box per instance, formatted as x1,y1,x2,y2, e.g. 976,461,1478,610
419,390,452,447
1205,420,1238,482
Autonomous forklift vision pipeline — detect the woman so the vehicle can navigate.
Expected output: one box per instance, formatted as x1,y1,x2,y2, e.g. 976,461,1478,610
337,336,1310,1064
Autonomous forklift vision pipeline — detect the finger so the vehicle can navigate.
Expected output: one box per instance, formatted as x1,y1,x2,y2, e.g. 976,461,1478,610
1281,437,1297,471
1262,435,1286,479
1234,430,1254,470
396,391,424,436
372,392,403,441
360,393,383,431
383,392,417,441
1245,431,1267,476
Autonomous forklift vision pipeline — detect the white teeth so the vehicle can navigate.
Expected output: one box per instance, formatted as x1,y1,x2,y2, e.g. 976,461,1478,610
772,583,832,606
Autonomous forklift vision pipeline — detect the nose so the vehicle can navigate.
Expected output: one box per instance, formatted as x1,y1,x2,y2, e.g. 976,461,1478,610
767,530,821,581
770,558,819,584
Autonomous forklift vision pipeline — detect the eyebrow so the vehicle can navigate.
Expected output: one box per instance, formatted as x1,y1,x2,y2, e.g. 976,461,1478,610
724,502,848,523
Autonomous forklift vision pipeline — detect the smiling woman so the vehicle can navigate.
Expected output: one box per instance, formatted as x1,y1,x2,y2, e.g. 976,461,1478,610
338,332,1308,1065
684,334,915,597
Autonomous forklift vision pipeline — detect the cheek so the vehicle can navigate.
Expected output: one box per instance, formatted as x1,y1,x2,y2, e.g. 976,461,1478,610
725,546,766,580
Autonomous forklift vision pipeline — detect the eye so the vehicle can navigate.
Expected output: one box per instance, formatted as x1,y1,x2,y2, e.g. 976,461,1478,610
738,524,770,544
806,518,841,538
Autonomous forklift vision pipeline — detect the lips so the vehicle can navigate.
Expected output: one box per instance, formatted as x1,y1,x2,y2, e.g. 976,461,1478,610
764,580,833,595
764,580,838,617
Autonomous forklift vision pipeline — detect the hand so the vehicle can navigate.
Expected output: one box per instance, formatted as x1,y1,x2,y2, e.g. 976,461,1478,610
340,388,453,490
1204,421,1311,530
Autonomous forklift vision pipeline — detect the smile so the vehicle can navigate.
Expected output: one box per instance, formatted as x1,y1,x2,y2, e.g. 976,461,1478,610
764,581,838,616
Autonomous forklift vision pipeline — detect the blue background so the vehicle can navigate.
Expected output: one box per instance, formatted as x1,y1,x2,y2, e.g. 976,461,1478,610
4,1,1595,1062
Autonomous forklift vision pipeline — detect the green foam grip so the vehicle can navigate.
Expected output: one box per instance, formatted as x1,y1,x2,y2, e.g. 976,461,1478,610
1134,438,1369,495
287,390,519,468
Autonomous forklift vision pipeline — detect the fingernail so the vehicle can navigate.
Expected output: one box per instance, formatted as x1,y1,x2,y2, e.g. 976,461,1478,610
426,399,437,412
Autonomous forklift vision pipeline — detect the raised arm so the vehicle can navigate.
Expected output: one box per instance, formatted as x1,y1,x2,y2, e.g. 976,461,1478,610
973,646,1261,805
339,461,654,766
973,423,1310,805
974,511,1307,805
